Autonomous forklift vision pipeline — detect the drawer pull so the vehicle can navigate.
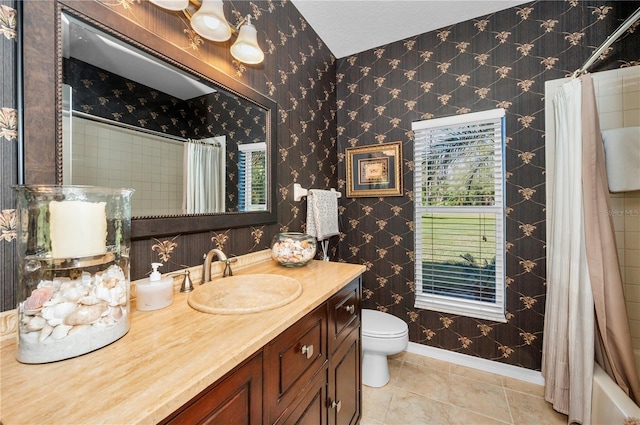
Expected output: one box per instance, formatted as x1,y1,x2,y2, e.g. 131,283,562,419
301,344,314,359
330,399,342,412
344,305,355,315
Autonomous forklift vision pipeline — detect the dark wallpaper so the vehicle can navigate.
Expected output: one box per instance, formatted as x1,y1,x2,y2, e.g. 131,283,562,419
335,1,640,370
1,0,338,309
2,0,640,373
0,0,17,312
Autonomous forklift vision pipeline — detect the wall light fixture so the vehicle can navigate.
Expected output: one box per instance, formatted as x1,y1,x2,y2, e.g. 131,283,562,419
149,0,264,64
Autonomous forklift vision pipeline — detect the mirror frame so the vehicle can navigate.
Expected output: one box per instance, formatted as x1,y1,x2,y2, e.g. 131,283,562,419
22,0,277,239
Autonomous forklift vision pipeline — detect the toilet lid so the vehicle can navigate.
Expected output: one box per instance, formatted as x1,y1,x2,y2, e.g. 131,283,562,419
362,309,408,338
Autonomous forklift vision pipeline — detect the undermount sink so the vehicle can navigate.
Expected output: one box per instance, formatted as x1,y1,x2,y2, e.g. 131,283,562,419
187,274,303,314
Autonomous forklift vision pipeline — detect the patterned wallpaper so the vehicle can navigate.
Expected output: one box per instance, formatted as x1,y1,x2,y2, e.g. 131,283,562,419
0,0,338,310
2,0,639,374
336,0,640,370
0,1,17,311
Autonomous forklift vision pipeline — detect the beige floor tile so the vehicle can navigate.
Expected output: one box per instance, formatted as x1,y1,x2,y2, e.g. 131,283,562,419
445,403,512,425
384,388,510,425
450,363,504,386
384,388,453,425
403,351,452,372
362,352,566,425
361,384,394,423
506,389,567,425
393,361,451,403
448,374,513,423
360,418,384,425
501,376,545,398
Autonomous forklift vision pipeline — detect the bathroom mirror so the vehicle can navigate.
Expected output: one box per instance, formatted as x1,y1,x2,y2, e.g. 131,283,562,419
22,1,277,239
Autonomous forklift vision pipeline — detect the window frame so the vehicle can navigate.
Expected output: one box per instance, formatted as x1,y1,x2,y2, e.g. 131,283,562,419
412,108,506,322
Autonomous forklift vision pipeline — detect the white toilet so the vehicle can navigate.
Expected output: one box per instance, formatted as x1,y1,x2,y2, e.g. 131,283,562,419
361,309,409,387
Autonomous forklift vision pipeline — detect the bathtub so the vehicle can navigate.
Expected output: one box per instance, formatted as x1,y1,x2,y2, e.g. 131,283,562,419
592,362,640,424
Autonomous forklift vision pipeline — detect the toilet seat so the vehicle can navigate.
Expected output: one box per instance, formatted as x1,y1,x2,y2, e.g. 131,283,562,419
362,309,408,339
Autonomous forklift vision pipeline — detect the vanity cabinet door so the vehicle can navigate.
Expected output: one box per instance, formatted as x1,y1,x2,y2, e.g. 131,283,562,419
264,304,328,424
328,325,361,425
328,277,361,355
277,365,328,425
161,352,263,425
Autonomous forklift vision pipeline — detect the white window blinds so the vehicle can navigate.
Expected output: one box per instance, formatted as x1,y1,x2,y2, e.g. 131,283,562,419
238,142,267,211
412,109,506,322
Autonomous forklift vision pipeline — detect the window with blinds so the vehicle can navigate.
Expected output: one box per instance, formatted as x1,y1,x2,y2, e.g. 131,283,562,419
412,109,506,322
238,142,267,212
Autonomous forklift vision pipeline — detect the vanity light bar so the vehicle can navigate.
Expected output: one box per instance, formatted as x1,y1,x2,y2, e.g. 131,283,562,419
150,0,264,64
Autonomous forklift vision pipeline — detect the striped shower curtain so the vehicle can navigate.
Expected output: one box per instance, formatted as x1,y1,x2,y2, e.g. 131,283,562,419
183,136,226,214
543,74,640,424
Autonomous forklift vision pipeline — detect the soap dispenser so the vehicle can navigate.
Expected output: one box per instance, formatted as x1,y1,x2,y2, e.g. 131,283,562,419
136,262,174,311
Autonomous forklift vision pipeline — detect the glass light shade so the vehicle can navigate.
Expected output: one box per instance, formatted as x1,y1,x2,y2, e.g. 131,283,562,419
190,0,231,42
149,0,188,11
230,22,264,64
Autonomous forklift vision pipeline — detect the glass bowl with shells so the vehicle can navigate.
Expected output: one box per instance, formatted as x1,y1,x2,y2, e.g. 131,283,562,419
271,232,317,267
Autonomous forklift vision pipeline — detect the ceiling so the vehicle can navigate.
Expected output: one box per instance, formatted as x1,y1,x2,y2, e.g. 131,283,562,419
290,0,531,58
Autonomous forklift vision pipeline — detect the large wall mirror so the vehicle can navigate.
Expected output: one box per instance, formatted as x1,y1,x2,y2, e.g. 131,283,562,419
22,1,277,239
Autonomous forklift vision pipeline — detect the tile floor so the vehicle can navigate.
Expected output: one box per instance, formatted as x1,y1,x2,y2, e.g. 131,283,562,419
361,352,568,425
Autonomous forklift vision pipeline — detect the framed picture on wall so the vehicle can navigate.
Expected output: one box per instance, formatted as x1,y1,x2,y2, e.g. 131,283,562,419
345,141,403,197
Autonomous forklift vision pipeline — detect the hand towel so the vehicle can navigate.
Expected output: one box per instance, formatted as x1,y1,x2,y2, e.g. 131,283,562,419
306,189,339,241
601,126,640,192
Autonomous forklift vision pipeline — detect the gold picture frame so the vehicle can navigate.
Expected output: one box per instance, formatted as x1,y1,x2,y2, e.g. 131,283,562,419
345,141,403,197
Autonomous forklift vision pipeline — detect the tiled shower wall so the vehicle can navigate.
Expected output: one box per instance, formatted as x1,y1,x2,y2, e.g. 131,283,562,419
591,67,640,353
70,117,184,217
546,64,640,359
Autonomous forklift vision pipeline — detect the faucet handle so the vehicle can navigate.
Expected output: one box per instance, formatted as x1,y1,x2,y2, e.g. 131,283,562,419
178,270,194,293
167,270,194,293
224,257,238,277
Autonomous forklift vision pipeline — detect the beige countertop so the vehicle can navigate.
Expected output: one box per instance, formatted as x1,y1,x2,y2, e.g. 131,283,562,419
0,254,365,424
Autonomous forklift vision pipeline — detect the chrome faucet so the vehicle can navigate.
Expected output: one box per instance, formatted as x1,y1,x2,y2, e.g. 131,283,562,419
202,249,228,283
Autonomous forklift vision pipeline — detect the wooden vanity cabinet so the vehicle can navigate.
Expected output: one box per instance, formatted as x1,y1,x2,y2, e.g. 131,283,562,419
327,277,362,425
269,276,361,425
161,276,362,425
161,351,263,425
264,303,328,424
276,366,328,425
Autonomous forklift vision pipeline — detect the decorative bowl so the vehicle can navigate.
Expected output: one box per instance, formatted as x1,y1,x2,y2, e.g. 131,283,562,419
271,232,317,267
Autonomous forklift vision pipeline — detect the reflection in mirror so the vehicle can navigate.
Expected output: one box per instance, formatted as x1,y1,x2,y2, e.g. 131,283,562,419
61,12,269,218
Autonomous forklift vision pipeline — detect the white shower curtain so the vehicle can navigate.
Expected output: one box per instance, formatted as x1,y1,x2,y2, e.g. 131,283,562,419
542,78,595,424
183,136,226,214
543,73,640,424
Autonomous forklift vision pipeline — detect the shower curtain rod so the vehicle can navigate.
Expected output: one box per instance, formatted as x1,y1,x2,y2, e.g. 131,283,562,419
574,6,640,76
73,110,188,144
187,138,221,146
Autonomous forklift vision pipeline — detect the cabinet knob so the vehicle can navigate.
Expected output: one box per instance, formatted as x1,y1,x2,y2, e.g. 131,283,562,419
301,344,314,359
330,399,342,412
344,304,355,315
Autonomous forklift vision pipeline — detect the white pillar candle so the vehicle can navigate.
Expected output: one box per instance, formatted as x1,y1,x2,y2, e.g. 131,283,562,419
49,200,107,259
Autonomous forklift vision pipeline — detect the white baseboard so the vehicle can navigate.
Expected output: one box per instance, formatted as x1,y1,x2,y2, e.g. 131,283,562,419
405,342,545,386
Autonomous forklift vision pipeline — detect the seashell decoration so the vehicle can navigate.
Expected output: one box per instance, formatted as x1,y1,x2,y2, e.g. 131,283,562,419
23,286,54,313
51,324,73,340
38,324,53,342
25,315,46,332
64,302,108,326
18,264,130,363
